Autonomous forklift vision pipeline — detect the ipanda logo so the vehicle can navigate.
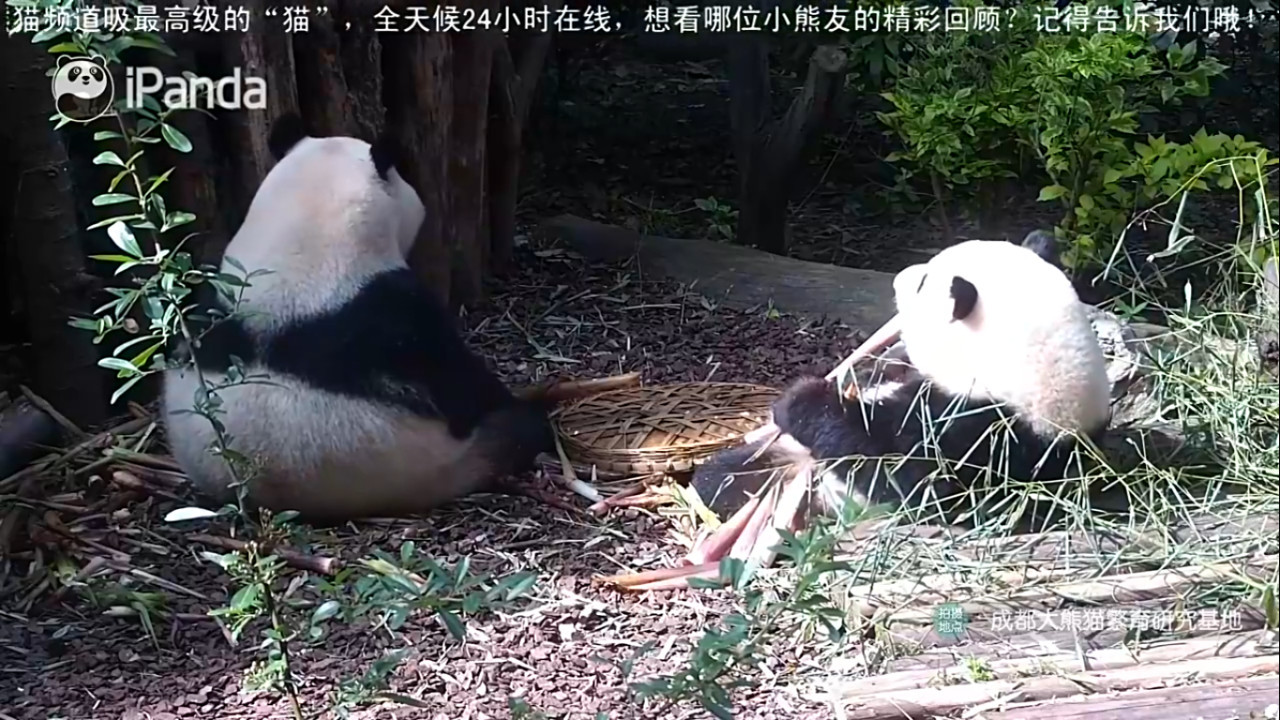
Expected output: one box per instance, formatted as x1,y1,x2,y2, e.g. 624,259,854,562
125,67,268,111
51,56,269,121
51,55,115,123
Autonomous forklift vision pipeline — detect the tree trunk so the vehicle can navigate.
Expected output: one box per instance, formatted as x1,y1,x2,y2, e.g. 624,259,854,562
0,39,109,428
0,396,60,480
335,0,386,140
149,38,230,266
727,40,848,255
448,7,496,308
292,4,352,138
383,29,454,304
488,9,559,274
221,0,300,214
727,34,776,252
1,139,24,348
160,112,228,266
292,1,386,141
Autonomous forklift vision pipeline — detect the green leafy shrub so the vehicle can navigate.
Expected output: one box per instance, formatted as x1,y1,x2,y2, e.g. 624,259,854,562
877,0,1039,194
1053,131,1273,267
875,0,1272,268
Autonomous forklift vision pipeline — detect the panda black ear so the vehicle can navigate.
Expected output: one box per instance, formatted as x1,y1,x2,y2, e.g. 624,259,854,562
369,133,399,181
1021,230,1061,269
950,276,978,321
268,113,307,161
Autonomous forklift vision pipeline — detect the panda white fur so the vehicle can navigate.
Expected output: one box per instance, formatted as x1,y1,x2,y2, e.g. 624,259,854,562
692,234,1112,527
162,114,553,521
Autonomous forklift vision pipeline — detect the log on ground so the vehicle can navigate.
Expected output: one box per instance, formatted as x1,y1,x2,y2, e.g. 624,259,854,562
974,675,1279,720
820,652,1278,719
539,214,896,335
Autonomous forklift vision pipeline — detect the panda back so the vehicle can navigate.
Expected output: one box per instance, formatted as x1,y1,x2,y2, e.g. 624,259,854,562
194,267,516,440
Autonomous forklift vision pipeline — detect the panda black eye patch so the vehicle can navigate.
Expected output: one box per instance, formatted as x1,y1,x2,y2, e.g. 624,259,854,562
949,276,978,321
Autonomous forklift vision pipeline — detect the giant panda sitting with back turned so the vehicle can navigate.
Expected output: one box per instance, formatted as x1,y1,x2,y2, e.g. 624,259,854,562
162,114,554,521
692,234,1113,529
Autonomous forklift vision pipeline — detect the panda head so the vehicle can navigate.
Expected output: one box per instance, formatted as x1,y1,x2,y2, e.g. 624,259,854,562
221,116,425,317
229,115,424,270
851,238,1111,435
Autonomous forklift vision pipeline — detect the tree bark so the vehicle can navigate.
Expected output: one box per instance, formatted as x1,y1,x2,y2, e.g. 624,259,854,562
448,4,496,308
382,27,453,304
159,112,228,266
292,3,352,137
0,39,109,428
1,139,20,341
335,0,386,140
727,34,772,244
488,4,559,274
148,39,229,266
291,0,385,141
220,0,300,214
727,42,848,255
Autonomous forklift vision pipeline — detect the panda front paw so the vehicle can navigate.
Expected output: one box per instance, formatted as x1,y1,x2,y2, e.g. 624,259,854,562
772,376,843,445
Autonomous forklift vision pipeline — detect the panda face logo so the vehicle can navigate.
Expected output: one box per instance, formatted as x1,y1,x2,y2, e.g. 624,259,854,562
51,55,115,123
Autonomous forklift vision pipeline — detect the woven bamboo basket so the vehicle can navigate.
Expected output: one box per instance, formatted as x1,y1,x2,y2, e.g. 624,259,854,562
550,382,781,479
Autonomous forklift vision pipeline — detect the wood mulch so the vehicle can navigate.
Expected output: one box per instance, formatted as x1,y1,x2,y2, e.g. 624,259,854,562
5,34,1278,720
3,247,1277,720
0,247,859,720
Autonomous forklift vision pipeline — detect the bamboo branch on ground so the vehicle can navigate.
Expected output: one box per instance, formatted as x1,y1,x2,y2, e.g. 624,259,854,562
835,632,1272,696
824,561,1279,625
190,533,340,576
1,416,151,493
514,371,641,404
820,654,1278,719
110,470,185,502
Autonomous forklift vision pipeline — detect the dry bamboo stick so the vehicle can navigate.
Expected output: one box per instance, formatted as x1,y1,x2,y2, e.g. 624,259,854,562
821,653,1278,718
839,632,1269,696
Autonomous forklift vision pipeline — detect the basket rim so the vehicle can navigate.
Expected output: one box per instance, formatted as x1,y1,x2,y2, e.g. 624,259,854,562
552,380,780,406
551,380,780,459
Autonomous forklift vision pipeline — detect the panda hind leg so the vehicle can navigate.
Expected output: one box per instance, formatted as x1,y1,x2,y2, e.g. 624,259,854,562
771,375,859,455
465,399,573,507
691,438,809,520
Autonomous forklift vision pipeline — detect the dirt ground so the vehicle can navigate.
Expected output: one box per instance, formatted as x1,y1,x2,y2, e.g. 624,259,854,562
6,240,1274,720
1,250,868,720
4,42,1279,720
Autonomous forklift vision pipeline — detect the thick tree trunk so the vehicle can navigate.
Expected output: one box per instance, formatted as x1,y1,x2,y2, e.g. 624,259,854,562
292,4,351,137
488,10,558,274
448,8,496,308
335,0,386,140
0,39,109,428
727,35,775,251
1,140,20,341
221,0,300,214
149,38,230,266
0,396,59,481
292,1,385,140
383,29,454,304
727,41,848,255
159,112,228,266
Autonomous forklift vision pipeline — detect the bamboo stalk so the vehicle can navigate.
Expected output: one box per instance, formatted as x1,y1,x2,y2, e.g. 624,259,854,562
822,653,1278,718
